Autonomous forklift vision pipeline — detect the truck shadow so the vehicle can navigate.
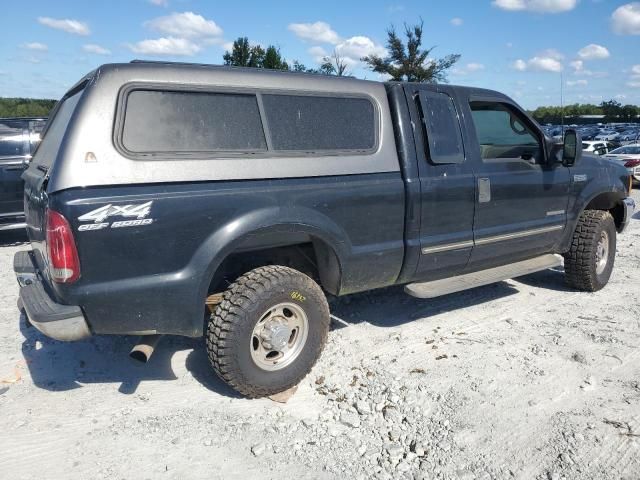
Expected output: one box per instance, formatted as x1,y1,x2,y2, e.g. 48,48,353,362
19,268,567,398
329,281,520,328
19,312,240,397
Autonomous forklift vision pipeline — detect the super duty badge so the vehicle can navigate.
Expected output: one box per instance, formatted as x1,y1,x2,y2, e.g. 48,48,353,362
78,201,154,231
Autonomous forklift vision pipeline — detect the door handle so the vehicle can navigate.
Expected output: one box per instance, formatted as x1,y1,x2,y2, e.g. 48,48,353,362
478,178,491,203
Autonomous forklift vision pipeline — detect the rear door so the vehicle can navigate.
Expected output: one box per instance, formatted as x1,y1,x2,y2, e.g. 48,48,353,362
461,96,571,270
0,119,29,218
405,86,476,281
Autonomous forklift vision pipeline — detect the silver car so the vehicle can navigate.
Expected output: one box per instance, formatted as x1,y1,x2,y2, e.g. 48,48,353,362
603,144,640,186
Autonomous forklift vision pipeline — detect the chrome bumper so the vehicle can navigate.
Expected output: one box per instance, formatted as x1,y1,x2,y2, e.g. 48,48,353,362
619,197,635,233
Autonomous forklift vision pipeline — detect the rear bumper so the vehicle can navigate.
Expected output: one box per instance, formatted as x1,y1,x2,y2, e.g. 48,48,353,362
14,251,90,341
618,197,636,233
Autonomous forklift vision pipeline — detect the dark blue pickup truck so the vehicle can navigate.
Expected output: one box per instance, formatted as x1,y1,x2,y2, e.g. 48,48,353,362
14,61,635,397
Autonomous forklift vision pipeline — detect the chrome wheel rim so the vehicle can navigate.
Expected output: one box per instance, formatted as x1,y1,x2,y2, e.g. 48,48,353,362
250,302,308,371
595,230,609,275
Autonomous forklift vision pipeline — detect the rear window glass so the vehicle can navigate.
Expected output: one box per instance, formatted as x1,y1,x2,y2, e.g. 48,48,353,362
418,91,464,164
122,90,267,153
0,120,26,157
32,89,83,168
262,94,375,151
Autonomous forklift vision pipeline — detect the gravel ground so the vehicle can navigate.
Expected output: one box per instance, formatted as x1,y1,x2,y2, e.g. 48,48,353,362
1,190,639,480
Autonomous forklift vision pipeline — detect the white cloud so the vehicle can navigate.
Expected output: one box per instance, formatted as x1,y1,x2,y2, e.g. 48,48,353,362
145,11,222,38
492,0,577,13
566,79,588,86
632,64,640,75
22,42,48,52
528,56,563,72
288,21,341,44
627,80,640,88
38,17,90,36
569,59,608,77
453,62,486,75
611,2,640,35
149,0,168,6
127,37,201,56
513,49,563,72
335,36,386,65
308,46,328,62
450,17,464,26
577,43,610,60
83,44,111,55
512,59,528,71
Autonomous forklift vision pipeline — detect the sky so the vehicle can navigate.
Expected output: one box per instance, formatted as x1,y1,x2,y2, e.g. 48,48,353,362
0,0,639,109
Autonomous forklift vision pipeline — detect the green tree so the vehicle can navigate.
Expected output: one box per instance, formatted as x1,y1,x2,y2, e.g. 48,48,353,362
621,104,638,122
223,37,265,68
319,50,350,76
600,100,622,122
362,19,460,83
262,45,289,71
223,37,290,71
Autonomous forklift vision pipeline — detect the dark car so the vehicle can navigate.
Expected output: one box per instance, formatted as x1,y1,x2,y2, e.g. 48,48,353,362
13,62,635,398
0,117,47,230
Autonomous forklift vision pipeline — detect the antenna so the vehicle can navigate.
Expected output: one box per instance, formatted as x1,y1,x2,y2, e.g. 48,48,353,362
560,72,564,136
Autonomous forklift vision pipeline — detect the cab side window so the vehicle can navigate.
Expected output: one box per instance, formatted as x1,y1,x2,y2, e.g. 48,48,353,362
469,101,543,164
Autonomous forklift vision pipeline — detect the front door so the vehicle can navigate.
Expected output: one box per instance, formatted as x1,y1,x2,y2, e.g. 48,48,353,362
462,97,571,270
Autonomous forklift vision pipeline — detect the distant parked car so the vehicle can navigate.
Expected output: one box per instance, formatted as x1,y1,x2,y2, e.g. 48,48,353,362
595,131,620,142
603,144,640,186
0,117,47,231
619,129,640,143
582,141,614,156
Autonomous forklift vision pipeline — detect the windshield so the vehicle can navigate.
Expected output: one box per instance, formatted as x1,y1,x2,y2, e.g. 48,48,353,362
610,146,640,155
31,88,84,168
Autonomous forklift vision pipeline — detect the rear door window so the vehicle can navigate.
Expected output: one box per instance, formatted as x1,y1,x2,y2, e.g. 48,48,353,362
261,94,376,152
121,90,267,153
417,91,465,164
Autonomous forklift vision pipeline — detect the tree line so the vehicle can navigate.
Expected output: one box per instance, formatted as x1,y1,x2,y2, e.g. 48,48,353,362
530,100,640,124
0,97,56,118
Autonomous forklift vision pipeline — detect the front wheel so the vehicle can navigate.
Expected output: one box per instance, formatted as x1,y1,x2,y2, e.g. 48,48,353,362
206,265,330,398
563,210,616,292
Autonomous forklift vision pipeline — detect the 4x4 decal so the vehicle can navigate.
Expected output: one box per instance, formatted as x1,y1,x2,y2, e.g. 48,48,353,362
77,201,154,231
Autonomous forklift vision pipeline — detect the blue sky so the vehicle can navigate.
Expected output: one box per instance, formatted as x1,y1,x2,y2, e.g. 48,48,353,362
1,0,639,109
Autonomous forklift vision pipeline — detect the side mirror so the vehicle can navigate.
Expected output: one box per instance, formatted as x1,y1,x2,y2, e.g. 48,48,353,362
562,129,582,167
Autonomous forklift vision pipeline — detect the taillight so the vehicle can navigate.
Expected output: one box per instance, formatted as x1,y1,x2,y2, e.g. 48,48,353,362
46,209,81,283
624,159,640,168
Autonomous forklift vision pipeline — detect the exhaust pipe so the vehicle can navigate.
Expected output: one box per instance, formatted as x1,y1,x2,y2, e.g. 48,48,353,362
129,334,162,363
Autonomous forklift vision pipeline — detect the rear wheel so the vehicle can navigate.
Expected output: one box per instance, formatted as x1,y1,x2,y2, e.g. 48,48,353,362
206,265,330,398
563,210,616,292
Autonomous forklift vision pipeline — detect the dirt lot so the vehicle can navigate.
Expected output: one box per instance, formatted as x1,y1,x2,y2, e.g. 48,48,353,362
1,191,639,480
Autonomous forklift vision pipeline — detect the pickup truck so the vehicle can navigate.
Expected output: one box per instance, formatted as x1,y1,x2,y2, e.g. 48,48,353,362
0,117,46,230
14,61,635,398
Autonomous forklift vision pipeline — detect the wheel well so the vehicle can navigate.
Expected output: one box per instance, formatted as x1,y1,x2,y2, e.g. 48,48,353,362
585,192,625,231
207,239,341,297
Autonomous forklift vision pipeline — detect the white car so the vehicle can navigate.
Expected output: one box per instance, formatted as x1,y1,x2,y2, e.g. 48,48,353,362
603,144,640,185
582,141,614,155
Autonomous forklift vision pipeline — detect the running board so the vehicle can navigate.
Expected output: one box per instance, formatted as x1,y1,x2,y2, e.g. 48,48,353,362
405,254,562,299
